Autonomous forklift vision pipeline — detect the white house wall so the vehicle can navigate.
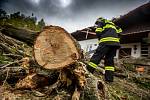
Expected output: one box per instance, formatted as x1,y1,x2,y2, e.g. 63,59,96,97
78,39,141,59
78,39,98,52
79,39,119,58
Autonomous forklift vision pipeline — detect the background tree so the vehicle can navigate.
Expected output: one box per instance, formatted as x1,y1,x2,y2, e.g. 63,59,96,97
37,18,45,30
0,9,8,25
0,9,43,31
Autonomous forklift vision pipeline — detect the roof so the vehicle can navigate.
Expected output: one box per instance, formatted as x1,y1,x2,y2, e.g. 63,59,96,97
71,2,150,41
71,27,97,41
114,2,150,30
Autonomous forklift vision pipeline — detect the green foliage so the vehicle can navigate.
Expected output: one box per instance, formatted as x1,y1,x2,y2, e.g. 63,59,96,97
123,63,135,71
0,9,45,31
132,77,150,90
37,18,45,30
0,55,13,64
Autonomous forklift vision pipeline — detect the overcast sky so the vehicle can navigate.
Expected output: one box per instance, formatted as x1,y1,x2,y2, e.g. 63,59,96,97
0,0,149,32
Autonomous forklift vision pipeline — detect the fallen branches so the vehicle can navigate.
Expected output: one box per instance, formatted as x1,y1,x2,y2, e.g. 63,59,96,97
1,25,150,100
0,59,23,69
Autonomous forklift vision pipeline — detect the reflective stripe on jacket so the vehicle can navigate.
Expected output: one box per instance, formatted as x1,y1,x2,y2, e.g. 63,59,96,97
98,37,120,43
95,19,121,46
95,24,118,33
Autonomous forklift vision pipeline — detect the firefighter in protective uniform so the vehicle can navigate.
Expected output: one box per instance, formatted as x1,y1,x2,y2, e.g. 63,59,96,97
87,17,122,82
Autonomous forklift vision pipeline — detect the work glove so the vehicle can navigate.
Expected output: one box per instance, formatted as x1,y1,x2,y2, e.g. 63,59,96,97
105,70,114,82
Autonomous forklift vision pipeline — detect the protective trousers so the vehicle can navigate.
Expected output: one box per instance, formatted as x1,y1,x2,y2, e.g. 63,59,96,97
87,44,118,82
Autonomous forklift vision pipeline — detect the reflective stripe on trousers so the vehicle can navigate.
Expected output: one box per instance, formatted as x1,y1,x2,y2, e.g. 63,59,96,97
88,62,98,69
105,66,115,71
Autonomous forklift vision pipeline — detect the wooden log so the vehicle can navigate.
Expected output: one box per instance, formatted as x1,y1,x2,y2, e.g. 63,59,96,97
1,25,38,46
12,25,107,99
80,73,108,100
1,25,82,69
1,25,110,99
33,26,81,70
15,73,50,89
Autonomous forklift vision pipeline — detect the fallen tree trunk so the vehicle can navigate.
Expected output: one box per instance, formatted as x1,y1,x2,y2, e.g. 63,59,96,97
32,26,109,99
1,25,38,46
0,25,109,99
1,25,82,67
12,26,108,99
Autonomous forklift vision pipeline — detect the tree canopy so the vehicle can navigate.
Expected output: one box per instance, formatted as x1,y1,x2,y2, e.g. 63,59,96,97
0,9,45,31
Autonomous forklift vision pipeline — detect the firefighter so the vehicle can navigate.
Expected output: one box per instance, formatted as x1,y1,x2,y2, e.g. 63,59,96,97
87,17,122,82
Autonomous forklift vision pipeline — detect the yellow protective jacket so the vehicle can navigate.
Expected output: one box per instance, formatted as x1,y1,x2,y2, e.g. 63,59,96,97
95,19,122,46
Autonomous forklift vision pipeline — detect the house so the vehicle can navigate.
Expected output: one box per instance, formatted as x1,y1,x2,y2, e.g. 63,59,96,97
71,27,98,53
71,2,150,59
114,2,150,58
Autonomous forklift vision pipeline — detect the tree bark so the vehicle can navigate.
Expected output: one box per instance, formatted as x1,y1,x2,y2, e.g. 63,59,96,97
1,25,39,46
0,25,108,99
32,26,107,99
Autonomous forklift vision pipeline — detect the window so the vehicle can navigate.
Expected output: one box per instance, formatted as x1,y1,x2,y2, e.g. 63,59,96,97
119,48,131,59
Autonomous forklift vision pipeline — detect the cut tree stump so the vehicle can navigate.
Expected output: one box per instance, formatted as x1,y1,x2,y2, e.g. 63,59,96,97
33,26,107,99
33,26,81,70
1,25,109,99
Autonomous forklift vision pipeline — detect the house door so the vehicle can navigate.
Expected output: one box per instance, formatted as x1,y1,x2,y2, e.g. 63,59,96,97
119,48,132,59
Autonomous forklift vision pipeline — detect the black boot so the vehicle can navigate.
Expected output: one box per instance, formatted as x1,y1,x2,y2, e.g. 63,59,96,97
86,65,95,74
105,70,114,82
